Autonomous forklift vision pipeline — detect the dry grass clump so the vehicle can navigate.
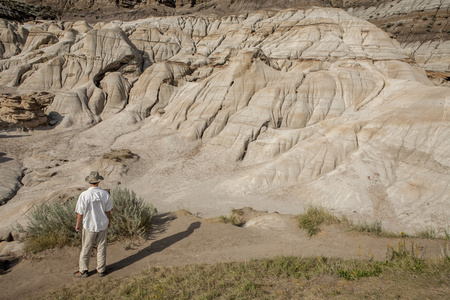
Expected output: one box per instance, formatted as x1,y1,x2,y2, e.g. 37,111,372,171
219,208,246,226
16,187,156,253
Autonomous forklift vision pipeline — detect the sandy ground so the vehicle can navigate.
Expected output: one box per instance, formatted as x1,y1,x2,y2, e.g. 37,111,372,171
0,210,447,300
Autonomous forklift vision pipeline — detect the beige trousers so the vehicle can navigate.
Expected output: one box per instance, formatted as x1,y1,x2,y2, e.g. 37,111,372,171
79,228,108,273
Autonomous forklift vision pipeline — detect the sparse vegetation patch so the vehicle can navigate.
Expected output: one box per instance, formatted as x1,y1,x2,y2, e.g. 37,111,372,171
47,252,450,299
353,220,383,235
16,187,156,252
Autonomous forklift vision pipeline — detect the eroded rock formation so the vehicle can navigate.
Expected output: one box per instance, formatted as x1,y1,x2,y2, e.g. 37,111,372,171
0,91,54,129
0,7,449,239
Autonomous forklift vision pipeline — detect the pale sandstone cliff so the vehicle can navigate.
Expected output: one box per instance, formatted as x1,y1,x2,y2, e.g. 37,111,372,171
0,7,449,240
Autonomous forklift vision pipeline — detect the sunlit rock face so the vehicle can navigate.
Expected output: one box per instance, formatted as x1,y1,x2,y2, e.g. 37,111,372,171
345,0,450,77
0,7,449,239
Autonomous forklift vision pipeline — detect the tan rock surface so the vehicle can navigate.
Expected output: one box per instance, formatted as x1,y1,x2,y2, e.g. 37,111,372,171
0,92,54,129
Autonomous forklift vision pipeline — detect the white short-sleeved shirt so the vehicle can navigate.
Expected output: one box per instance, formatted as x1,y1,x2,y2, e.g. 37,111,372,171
75,187,113,232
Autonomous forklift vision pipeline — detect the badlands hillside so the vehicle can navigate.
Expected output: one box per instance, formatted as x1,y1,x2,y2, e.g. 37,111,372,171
0,2,449,242
2,0,449,82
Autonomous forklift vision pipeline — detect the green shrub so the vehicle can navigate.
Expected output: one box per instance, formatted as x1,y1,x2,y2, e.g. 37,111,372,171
16,187,156,252
297,205,340,237
109,187,157,241
15,197,79,252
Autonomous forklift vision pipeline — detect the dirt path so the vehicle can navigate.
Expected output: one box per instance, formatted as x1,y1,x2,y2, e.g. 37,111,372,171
0,211,447,299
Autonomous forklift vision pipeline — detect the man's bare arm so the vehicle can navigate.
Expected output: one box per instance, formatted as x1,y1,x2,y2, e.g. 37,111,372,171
106,211,112,228
75,213,83,231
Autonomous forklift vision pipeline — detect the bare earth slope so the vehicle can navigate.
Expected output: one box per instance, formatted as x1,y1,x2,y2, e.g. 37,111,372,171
0,7,449,242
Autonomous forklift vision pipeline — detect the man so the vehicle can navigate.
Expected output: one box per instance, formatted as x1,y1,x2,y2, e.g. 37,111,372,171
73,171,113,278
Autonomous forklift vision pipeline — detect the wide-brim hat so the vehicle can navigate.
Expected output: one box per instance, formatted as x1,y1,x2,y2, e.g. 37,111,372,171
85,171,104,184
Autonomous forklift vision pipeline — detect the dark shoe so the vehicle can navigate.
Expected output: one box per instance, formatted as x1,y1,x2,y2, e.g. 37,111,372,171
73,270,89,278
99,272,106,277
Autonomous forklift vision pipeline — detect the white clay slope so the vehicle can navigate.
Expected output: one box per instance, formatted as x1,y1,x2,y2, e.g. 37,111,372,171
0,7,449,239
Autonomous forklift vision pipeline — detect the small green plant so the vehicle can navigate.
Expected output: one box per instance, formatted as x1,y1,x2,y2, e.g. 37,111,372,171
444,228,450,240
297,205,340,237
418,226,436,239
440,240,450,262
336,261,383,280
353,220,383,235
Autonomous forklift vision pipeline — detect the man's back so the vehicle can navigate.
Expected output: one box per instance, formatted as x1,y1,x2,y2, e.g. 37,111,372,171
76,187,112,232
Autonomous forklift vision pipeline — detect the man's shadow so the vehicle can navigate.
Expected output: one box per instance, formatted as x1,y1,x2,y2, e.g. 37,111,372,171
107,220,201,274
0,152,13,164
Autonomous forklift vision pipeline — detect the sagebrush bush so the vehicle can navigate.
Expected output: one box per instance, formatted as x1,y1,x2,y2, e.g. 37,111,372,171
16,187,156,252
16,197,79,252
108,187,157,241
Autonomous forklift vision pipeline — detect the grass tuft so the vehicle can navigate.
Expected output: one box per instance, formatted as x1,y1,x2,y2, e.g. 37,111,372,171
218,208,247,226
297,205,340,237
219,214,245,227
353,220,383,235
417,226,437,239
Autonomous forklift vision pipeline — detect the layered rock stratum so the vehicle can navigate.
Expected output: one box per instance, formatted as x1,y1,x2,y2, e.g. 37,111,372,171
0,6,449,240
